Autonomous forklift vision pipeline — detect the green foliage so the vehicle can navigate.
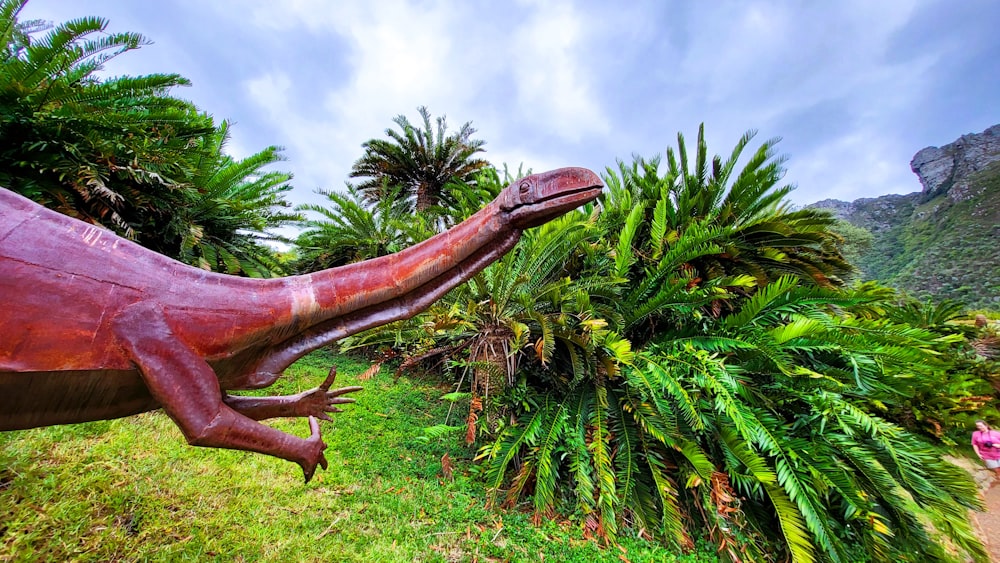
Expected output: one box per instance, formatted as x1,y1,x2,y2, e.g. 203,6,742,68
293,183,433,272
829,220,873,280
0,1,205,233
168,122,299,277
601,124,853,290
0,0,296,276
389,126,989,561
871,296,1000,444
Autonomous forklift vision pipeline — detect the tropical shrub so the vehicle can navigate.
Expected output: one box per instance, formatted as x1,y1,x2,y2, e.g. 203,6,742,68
166,122,299,277
293,183,433,272
873,297,1000,444
481,250,987,561
601,125,853,291
0,0,208,234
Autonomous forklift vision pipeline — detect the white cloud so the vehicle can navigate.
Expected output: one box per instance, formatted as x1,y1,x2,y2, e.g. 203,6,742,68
24,0,994,209
674,2,923,122
508,0,610,140
242,71,344,198
787,131,916,205
244,73,294,120
231,0,614,202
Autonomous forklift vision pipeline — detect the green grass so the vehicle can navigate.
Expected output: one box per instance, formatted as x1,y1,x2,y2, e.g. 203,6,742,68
1,350,717,562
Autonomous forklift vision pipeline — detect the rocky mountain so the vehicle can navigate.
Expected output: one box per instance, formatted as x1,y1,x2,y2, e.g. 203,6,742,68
811,124,1000,310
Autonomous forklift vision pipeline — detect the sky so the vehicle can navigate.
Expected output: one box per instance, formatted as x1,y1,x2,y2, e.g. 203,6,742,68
18,0,1000,211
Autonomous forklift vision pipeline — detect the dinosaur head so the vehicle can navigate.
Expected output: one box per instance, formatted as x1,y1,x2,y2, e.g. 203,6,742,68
499,167,603,229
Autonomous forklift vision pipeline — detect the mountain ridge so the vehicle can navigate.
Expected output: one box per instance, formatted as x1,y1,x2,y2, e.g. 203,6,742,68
809,124,1000,309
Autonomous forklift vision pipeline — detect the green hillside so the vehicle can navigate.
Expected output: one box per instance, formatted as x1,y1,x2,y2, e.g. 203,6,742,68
816,161,1000,310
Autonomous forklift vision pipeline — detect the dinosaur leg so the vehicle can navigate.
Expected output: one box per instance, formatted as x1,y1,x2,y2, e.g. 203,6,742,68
224,366,362,421
112,303,328,482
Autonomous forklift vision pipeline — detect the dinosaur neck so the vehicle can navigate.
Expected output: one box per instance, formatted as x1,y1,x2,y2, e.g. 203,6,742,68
297,200,508,328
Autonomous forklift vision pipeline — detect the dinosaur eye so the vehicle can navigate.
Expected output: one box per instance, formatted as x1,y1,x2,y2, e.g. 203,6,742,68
519,181,530,195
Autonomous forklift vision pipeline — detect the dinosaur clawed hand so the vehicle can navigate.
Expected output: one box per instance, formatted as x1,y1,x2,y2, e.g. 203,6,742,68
291,366,363,421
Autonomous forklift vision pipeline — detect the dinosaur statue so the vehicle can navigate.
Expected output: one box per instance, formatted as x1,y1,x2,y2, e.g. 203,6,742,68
0,168,602,481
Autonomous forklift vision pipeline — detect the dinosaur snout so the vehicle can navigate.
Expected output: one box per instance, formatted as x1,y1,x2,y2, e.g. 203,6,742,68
509,167,603,229
534,167,603,201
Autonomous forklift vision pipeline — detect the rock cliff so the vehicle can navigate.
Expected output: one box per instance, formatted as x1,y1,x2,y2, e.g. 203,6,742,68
911,124,1000,200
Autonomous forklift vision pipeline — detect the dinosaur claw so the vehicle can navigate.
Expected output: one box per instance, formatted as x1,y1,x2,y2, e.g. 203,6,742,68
320,366,338,391
301,416,328,483
330,386,363,397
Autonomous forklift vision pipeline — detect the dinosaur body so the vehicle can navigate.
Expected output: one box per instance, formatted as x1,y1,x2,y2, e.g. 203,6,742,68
0,168,602,480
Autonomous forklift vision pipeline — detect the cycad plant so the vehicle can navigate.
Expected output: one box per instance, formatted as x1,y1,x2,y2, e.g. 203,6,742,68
0,1,297,274
477,216,729,539
602,124,853,289
293,182,433,272
874,297,1000,442
665,278,985,562
167,122,299,277
482,257,987,562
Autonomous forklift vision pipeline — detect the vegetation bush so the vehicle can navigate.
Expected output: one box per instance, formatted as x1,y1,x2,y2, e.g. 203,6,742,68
349,127,992,562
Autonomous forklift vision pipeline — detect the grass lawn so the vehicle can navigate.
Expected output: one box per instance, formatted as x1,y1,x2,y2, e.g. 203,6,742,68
1,350,717,562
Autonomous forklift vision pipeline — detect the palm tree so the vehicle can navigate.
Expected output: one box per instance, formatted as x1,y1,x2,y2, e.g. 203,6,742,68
349,106,489,212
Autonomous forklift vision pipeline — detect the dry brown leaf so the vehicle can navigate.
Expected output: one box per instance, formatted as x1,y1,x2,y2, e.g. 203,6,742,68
358,360,383,381
441,452,454,481
465,408,479,445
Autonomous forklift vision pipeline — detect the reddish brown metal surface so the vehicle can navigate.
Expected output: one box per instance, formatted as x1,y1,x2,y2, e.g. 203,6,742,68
0,168,602,481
